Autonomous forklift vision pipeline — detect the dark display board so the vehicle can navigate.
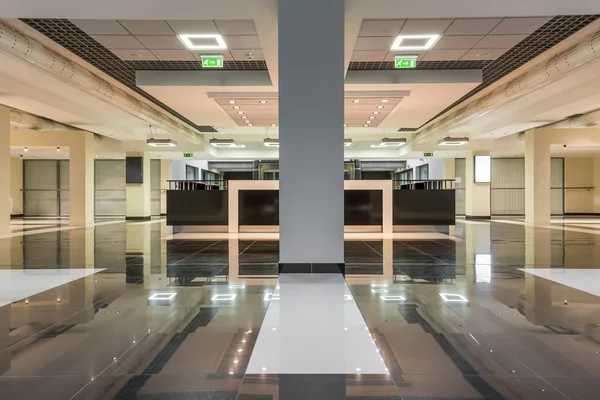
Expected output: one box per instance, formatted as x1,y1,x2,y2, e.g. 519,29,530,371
224,171,253,180
166,190,228,226
239,190,279,225
125,157,143,184
393,190,455,225
360,171,392,180
344,190,383,225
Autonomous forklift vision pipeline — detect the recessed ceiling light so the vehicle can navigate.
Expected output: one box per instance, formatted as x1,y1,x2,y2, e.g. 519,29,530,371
353,100,360,103
371,138,407,148
209,138,245,148
146,138,177,147
237,111,244,114
248,124,253,126
24,147,28,152
259,100,268,104
363,124,369,127
369,116,375,119
178,34,227,50
242,116,248,119
438,137,470,146
381,99,389,103
477,52,492,58
233,106,240,109
377,106,384,109
271,124,277,127
56,147,60,151
373,111,380,114
391,34,440,50
228,100,236,104
128,53,143,58
343,124,347,127
366,121,372,124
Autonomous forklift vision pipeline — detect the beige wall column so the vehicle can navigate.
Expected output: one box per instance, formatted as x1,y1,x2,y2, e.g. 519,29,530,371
69,131,95,227
524,129,551,224
160,159,171,216
126,152,151,220
465,152,490,219
592,157,600,214
443,158,455,180
0,106,10,235
10,157,23,217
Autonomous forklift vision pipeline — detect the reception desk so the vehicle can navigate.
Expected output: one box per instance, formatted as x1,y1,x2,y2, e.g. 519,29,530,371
166,180,455,232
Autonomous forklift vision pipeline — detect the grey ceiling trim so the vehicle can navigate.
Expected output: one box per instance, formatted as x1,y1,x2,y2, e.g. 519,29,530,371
345,69,482,85
137,70,273,87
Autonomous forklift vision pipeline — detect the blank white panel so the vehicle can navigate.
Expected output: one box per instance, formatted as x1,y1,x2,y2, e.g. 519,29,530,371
455,158,466,215
150,159,161,216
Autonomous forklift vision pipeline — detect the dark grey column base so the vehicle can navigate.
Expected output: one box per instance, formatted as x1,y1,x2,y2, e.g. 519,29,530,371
10,214,24,219
125,216,152,221
278,263,345,275
465,215,491,220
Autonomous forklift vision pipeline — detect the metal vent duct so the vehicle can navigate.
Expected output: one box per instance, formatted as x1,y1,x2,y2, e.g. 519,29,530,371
0,22,204,144
415,28,600,144
9,107,77,131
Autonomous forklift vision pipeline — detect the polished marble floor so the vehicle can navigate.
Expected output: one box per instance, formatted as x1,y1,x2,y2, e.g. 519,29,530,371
1,218,600,398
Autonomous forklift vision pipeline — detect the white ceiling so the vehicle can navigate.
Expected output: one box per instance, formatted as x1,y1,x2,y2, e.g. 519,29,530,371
71,19,263,61
353,17,550,62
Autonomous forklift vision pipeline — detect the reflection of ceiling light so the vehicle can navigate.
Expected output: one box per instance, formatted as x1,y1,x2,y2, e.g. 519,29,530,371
371,138,407,148
380,296,406,301
391,34,440,50
371,289,388,293
438,137,469,146
344,294,353,300
344,138,352,147
148,293,177,300
229,285,246,289
259,100,268,104
211,294,237,301
209,138,245,148
147,138,177,147
353,100,360,103
178,34,227,50
439,293,469,302
228,100,236,104
264,138,280,148
371,284,388,288
264,293,280,301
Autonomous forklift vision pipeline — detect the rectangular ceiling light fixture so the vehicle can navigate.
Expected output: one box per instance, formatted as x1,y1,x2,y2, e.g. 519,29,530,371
210,138,245,148
344,138,352,147
179,34,227,50
371,138,407,148
147,138,177,147
438,137,469,146
391,34,440,51
263,138,280,148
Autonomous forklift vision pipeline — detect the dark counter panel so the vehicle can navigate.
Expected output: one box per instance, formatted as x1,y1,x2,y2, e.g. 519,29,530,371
239,190,279,225
344,190,383,225
166,190,228,226
393,190,455,225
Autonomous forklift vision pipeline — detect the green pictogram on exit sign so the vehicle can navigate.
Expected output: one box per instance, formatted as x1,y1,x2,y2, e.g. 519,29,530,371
394,56,418,69
201,55,224,68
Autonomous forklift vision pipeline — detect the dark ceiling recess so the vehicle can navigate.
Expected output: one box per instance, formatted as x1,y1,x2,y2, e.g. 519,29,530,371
383,15,599,132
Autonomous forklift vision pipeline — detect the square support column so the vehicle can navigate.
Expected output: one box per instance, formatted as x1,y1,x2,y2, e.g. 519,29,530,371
126,152,151,220
278,0,345,271
0,106,9,235
160,159,171,216
524,130,551,224
465,152,491,219
69,131,95,227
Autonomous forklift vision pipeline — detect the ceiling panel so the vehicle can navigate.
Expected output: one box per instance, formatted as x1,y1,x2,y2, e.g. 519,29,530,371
109,49,158,60
433,35,483,50
422,49,468,61
474,34,528,49
444,18,503,35
151,50,195,61
223,35,262,50
358,20,405,37
490,17,553,35
118,20,174,35
166,20,219,35
136,35,186,50
91,35,144,49
460,48,508,60
400,19,454,35
352,51,388,62
230,49,265,61
355,37,395,51
214,20,257,35
71,19,129,35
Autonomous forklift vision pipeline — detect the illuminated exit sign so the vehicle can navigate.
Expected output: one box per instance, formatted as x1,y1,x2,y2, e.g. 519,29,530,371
201,55,224,68
394,56,417,69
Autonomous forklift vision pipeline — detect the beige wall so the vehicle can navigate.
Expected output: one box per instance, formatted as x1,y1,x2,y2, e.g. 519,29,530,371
10,157,23,216
565,157,593,214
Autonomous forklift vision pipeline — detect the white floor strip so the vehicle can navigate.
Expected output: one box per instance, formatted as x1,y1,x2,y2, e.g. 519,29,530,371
0,268,105,307
518,268,600,298
247,273,389,374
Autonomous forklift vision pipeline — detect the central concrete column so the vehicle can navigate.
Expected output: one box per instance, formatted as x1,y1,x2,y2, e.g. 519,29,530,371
524,130,551,224
126,152,151,220
0,106,10,235
278,0,345,272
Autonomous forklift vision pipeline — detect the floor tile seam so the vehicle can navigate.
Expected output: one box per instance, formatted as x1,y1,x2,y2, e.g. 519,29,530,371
169,241,224,265
397,242,448,263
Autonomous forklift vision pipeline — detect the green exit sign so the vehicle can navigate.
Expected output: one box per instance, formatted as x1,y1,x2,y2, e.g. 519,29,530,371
201,55,224,68
423,152,434,157
183,153,193,158
395,56,417,69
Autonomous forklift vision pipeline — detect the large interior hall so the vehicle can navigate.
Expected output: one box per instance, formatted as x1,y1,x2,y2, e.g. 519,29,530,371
1,1,600,399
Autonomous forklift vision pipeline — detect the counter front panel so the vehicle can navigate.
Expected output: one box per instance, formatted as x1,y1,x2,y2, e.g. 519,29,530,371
344,190,383,225
393,190,455,225
239,190,279,226
166,190,228,226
